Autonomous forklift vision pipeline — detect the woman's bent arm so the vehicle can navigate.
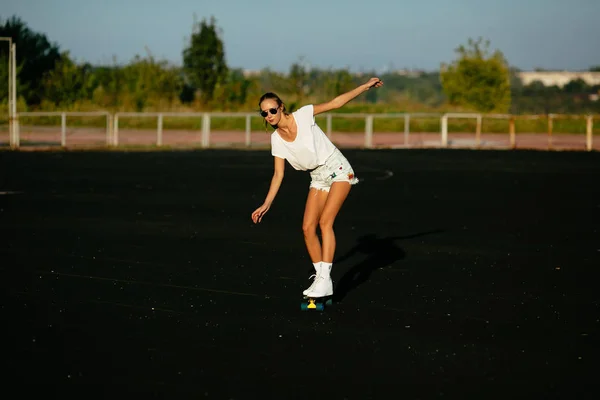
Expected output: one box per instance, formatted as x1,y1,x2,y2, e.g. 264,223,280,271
251,156,285,223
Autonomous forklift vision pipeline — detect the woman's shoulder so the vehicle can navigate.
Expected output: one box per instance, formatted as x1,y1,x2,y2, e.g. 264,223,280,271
293,104,314,119
294,104,313,113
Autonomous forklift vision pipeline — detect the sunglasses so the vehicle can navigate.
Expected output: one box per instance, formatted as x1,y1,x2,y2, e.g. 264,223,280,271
260,108,278,117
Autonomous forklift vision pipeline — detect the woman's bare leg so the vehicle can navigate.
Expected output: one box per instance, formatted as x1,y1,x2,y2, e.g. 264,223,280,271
319,182,352,263
302,188,329,262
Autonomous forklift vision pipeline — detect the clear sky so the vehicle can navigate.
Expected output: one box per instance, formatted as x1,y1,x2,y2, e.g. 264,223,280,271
2,0,599,72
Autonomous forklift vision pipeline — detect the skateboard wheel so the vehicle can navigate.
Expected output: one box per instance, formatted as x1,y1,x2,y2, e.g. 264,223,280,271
301,303,308,311
325,299,333,306
316,303,324,311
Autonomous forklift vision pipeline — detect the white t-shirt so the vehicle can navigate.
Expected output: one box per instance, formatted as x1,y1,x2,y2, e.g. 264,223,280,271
270,105,336,171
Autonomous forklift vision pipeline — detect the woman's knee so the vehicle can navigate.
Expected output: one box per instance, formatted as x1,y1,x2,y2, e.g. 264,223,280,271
318,217,334,232
303,221,318,237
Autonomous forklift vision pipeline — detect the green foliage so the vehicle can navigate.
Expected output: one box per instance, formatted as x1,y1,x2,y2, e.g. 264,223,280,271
511,78,600,115
41,52,94,107
0,54,9,105
0,15,63,105
119,52,183,111
79,51,183,111
376,71,444,106
323,70,355,100
182,16,228,104
210,68,257,110
440,37,511,113
0,52,27,116
288,58,310,104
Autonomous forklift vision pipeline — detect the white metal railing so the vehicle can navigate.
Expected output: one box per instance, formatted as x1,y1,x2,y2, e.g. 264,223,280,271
111,111,446,149
14,111,111,147
547,113,595,151
6,111,596,152
112,112,255,147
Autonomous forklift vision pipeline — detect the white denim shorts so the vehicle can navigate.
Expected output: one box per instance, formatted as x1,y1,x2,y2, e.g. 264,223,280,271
309,148,359,192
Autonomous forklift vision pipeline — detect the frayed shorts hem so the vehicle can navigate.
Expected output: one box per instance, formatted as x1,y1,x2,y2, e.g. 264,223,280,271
309,179,358,193
308,148,358,193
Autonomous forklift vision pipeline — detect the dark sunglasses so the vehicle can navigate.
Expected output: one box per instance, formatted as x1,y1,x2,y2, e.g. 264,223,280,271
260,108,278,117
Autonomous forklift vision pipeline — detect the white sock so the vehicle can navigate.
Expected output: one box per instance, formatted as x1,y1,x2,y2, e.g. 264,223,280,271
321,262,332,278
312,262,322,274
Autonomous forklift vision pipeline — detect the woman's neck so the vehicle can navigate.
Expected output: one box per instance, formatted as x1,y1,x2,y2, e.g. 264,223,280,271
276,113,293,132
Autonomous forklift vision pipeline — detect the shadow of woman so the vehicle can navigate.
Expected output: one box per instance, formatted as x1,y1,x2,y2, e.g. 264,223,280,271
332,230,443,302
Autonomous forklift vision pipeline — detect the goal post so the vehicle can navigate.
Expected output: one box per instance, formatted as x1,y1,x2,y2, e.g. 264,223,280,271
0,37,12,147
10,43,16,148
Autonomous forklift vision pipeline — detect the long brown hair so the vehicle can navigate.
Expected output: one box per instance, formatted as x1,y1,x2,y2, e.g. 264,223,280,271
259,92,288,133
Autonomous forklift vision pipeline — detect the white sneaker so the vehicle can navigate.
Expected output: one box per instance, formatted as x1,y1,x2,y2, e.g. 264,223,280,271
304,275,333,298
302,274,318,296
302,263,322,296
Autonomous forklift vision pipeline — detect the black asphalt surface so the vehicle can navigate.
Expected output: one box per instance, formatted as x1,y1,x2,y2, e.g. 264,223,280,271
1,148,599,399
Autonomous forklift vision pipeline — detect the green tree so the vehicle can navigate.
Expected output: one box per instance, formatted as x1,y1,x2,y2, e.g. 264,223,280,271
214,68,254,109
440,37,511,113
41,52,94,107
323,69,355,101
88,52,183,111
563,78,589,94
182,16,228,104
0,54,26,110
89,60,125,109
121,51,183,111
0,15,63,105
288,57,310,105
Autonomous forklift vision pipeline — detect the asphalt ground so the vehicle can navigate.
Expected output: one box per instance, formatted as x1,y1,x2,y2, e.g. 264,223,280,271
1,148,599,399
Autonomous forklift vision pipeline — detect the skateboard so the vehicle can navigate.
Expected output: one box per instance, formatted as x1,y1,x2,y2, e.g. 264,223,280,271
301,296,333,311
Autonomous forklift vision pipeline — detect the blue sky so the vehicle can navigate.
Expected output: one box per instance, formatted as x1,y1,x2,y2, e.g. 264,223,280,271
2,0,599,72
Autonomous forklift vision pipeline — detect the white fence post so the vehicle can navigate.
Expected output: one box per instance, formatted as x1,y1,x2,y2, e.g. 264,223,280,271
61,113,66,147
548,114,554,150
365,115,373,148
201,113,210,148
509,116,516,149
113,114,119,146
404,114,410,146
12,113,19,148
245,114,251,147
587,115,593,152
441,115,448,147
157,113,163,146
106,114,111,146
326,114,332,139
476,114,482,148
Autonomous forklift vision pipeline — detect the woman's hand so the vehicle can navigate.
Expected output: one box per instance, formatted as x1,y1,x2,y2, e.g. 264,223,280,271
251,203,271,224
364,77,383,89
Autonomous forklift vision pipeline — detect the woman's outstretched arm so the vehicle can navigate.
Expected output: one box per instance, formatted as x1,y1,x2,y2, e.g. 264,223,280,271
313,77,383,116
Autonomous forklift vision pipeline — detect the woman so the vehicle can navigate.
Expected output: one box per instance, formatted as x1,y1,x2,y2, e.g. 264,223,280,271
251,77,383,298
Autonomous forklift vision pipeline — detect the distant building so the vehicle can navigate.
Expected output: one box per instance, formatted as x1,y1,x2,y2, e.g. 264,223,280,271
242,69,261,78
517,71,600,87
390,69,425,77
